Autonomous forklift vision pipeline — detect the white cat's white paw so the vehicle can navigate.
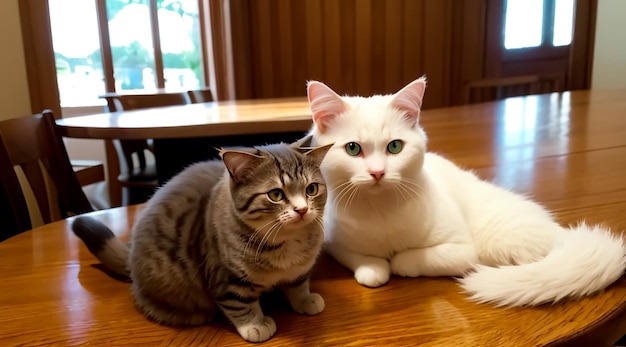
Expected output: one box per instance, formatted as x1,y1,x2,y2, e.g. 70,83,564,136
291,293,325,315
355,263,390,287
390,251,421,277
236,316,277,343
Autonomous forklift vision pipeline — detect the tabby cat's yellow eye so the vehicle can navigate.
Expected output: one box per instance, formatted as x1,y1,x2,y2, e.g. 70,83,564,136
345,142,361,156
267,189,284,202
306,183,319,196
387,140,403,154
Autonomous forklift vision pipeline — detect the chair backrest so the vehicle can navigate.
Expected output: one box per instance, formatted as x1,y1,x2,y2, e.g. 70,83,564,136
103,91,191,112
463,75,562,104
102,91,193,173
0,138,31,240
101,91,192,205
187,88,214,103
0,110,93,240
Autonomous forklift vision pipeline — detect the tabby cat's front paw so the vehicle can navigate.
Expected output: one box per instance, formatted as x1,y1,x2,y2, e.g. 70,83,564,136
291,293,325,315
236,316,277,343
354,263,390,288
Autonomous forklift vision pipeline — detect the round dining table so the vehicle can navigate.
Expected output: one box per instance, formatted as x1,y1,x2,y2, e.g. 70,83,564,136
3,90,625,346
56,97,315,203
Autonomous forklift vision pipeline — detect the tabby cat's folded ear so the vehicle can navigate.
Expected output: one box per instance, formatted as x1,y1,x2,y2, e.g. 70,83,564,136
307,81,348,134
291,134,313,148
220,149,264,183
390,76,427,127
301,143,334,165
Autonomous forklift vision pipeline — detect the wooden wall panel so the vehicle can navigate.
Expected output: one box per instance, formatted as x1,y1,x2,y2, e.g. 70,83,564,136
354,0,373,96
225,0,595,108
339,0,356,94
422,1,451,109
402,0,424,95
384,0,403,93
322,0,343,92
230,0,461,108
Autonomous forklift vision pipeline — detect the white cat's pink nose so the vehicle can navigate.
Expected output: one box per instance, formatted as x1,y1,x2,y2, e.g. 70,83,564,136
370,171,385,181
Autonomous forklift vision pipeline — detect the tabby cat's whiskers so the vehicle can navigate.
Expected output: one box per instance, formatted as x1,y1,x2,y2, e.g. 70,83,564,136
244,217,277,259
254,219,283,263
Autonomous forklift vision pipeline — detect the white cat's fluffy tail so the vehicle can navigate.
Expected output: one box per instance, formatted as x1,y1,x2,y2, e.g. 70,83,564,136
459,224,626,306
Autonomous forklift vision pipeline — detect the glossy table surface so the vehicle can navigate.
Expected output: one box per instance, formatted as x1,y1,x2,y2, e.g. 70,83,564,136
5,90,626,346
55,97,313,139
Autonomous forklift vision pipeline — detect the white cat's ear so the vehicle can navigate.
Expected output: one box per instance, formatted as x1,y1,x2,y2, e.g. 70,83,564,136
220,149,265,183
390,76,427,126
307,81,348,133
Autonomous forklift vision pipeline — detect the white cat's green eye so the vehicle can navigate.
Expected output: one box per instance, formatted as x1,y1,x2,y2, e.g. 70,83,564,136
267,189,284,202
306,183,319,196
345,142,361,156
387,140,403,154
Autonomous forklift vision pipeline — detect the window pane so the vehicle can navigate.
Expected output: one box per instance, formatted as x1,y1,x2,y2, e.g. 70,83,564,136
504,0,544,49
107,0,157,91
49,0,106,107
553,0,574,46
159,0,204,90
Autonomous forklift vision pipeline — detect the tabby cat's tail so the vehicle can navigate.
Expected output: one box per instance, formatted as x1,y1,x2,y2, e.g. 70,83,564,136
459,223,626,306
72,216,130,277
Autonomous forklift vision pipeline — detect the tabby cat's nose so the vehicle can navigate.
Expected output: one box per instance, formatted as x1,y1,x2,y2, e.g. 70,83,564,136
295,206,308,216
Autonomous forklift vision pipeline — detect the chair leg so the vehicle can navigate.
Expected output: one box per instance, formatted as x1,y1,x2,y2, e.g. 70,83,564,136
105,140,123,207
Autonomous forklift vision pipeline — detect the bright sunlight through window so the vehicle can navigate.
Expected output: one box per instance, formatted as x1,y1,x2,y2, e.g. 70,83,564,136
504,0,574,49
504,0,544,49
553,0,574,46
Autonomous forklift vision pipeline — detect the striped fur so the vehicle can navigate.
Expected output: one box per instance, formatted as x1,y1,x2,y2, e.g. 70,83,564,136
72,142,332,343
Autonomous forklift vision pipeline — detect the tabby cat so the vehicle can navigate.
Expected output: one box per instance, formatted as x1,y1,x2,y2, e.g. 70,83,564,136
72,142,332,342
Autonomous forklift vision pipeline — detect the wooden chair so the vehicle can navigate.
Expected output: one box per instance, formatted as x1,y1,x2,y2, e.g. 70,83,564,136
102,91,191,206
187,88,214,103
0,110,93,241
72,159,106,186
463,75,562,104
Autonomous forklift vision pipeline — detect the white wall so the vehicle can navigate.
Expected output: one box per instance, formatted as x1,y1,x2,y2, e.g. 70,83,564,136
0,0,31,120
592,0,626,89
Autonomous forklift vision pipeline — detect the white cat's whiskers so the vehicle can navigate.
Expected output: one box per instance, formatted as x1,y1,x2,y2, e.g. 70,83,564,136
330,181,353,204
332,181,360,212
401,178,423,192
400,180,420,195
344,185,360,212
392,183,411,205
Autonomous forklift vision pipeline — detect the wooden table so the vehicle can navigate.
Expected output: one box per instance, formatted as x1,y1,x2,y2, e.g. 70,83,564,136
56,97,313,140
5,90,625,346
56,97,314,205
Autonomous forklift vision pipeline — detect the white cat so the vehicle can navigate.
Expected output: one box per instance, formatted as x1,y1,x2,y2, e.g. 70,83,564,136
306,77,626,306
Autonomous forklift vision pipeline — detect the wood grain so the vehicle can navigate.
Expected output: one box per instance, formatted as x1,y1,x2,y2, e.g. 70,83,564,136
5,90,626,346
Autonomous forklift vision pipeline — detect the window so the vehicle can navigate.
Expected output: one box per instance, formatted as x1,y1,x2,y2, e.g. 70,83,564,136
503,0,575,50
48,0,206,108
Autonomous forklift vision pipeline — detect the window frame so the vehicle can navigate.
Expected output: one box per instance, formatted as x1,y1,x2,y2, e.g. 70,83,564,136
501,0,571,62
19,0,236,117
483,0,596,92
